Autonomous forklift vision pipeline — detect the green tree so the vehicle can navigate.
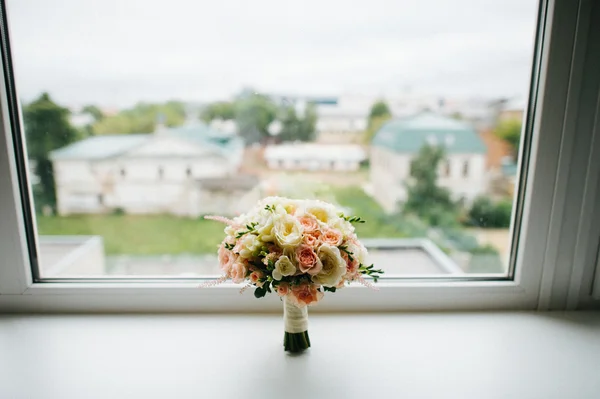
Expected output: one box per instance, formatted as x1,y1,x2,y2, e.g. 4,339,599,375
466,196,512,228
364,100,392,143
494,119,522,156
24,93,80,210
403,145,457,226
368,100,391,121
234,94,277,144
200,101,235,122
92,101,187,134
81,105,104,122
279,103,317,142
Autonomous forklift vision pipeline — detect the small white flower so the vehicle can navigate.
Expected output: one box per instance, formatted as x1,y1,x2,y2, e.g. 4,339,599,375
237,233,261,259
312,244,346,287
273,255,296,280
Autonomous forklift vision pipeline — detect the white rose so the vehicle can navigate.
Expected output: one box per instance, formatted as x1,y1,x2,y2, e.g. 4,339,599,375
272,255,296,280
312,244,346,287
237,233,261,259
302,200,337,224
256,213,276,242
273,214,303,248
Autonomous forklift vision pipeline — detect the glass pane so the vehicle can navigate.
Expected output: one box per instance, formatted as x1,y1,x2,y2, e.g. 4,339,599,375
7,0,539,279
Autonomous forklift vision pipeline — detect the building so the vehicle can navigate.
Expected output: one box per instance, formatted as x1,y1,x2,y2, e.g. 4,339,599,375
264,143,366,172
50,123,258,216
370,111,487,212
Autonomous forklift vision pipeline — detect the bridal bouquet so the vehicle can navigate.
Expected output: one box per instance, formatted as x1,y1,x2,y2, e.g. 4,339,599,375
205,197,383,353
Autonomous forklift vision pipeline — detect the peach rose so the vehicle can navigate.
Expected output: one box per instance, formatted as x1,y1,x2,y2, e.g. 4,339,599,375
291,283,323,307
321,228,343,246
298,215,319,233
295,245,322,275
341,251,359,276
250,271,264,287
303,233,320,247
276,282,290,296
218,243,235,274
230,262,247,284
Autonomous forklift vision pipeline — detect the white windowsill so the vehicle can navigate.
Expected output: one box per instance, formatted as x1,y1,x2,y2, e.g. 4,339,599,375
1,312,599,399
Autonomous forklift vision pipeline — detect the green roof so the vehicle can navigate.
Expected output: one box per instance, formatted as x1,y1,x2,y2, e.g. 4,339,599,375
50,123,243,161
372,112,486,154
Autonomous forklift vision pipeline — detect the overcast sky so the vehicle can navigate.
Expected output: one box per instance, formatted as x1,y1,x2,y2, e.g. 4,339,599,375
6,0,539,109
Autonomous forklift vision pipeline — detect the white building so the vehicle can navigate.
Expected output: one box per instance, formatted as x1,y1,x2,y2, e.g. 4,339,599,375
370,112,487,212
50,123,259,216
264,143,366,172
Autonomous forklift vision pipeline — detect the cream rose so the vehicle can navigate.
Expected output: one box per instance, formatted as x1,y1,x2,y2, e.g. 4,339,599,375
273,214,303,248
237,233,261,259
273,255,297,280
312,244,346,287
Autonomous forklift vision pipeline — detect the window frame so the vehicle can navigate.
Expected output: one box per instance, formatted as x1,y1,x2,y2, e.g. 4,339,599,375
1,0,599,312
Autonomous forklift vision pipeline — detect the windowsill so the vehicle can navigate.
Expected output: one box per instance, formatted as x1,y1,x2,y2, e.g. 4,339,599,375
1,312,599,398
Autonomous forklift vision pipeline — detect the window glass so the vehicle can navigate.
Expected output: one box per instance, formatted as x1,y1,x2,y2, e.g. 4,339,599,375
7,0,538,279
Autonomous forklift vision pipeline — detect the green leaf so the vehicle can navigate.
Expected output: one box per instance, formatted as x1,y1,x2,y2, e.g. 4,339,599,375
323,286,337,293
254,286,267,298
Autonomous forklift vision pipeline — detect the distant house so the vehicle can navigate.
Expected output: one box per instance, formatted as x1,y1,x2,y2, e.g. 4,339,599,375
264,143,366,172
370,112,487,212
50,123,259,216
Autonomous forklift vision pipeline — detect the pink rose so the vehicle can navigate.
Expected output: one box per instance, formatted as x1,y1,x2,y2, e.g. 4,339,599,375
218,243,234,274
291,283,323,307
321,228,343,246
295,245,322,275
298,215,319,233
341,251,359,276
230,262,247,284
303,233,319,247
276,282,289,296
250,271,264,287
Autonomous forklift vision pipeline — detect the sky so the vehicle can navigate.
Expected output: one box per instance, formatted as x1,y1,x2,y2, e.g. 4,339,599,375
6,0,539,109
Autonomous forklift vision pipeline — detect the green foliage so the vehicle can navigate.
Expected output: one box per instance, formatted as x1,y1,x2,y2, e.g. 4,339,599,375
494,119,522,155
466,196,513,228
23,93,80,209
92,101,186,134
200,101,235,122
363,114,391,144
234,94,277,144
363,101,392,143
368,100,391,121
82,105,104,122
278,103,317,143
358,264,384,282
403,145,458,227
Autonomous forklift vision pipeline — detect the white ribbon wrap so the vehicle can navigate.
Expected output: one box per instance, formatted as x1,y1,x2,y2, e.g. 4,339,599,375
283,296,308,333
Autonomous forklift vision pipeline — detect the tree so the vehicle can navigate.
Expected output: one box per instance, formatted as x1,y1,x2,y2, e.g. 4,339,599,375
403,145,457,226
466,196,512,228
81,105,104,122
278,103,317,143
200,101,235,122
368,100,391,121
364,100,392,143
234,94,277,144
494,119,522,156
92,101,187,135
24,93,80,210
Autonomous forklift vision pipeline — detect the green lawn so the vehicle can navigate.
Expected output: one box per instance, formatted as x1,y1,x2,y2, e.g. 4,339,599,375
37,214,225,255
36,186,405,255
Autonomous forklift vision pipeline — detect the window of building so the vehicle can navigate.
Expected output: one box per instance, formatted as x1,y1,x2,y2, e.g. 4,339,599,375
1,0,599,313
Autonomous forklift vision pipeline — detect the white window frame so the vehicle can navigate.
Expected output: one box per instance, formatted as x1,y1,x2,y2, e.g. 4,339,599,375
1,0,599,312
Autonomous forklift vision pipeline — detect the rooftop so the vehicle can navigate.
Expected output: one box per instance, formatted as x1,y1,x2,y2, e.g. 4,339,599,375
372,111,486,154
49,123,242,161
